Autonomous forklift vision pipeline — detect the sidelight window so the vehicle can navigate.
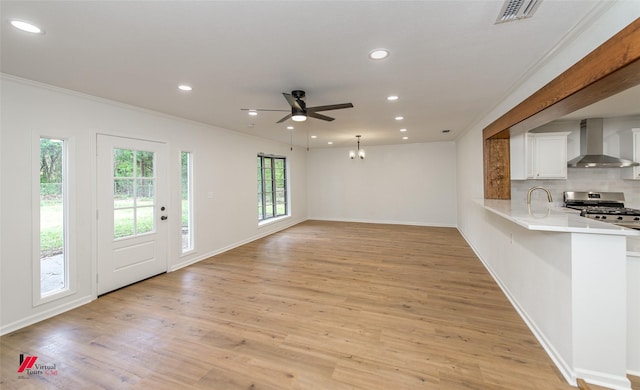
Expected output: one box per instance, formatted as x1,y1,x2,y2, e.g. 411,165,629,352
38,137,68,297
181,151,193,252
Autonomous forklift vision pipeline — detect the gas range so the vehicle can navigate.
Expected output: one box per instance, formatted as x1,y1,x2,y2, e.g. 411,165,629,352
564,191,640,230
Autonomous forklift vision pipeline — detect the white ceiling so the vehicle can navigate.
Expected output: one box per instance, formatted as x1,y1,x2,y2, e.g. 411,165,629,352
2,0,614,149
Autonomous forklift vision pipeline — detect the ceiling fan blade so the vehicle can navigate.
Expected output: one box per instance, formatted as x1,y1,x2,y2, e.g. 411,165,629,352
307,112,335,121
240,108,289,112
276,113,292,123
282,93,304,111
307,103,353,112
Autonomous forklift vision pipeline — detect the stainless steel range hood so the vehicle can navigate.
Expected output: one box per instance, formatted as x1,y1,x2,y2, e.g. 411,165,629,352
567,118,639,168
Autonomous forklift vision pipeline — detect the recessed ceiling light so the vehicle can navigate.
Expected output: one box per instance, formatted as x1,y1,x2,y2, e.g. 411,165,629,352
178,85,192,91
395,116,404,121
402,136,409,140
287,126,294,130
400,128,407,132
311,135,317,139
9,20,43,34
369,48,389,60
328,141,333,145
387,95,399,101
248,110,258,116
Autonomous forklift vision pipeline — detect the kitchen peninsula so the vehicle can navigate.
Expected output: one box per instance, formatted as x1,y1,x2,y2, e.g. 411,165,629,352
478,199,639,389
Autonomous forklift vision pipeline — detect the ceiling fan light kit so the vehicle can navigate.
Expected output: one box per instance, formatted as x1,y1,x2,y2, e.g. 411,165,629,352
291,107,307,122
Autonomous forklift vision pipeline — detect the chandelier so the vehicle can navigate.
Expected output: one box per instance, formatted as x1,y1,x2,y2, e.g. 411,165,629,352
349,135,365,159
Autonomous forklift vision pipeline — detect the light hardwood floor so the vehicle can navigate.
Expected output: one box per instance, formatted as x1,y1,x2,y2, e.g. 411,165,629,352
1,221,638,389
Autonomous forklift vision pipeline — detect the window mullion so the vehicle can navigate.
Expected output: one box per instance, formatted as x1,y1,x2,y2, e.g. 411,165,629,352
133,151,138,235
283,158,288,215
270,158,276,218
260,156,266,220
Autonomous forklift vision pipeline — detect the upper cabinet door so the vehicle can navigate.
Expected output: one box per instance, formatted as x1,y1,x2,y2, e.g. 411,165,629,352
532,133,569,179
511,132,569,180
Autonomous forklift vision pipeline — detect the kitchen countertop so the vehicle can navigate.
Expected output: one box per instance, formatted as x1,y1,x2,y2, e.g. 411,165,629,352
479,199,640,237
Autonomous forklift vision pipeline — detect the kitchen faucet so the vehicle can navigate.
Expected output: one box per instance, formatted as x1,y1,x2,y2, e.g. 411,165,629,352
527,186,553,205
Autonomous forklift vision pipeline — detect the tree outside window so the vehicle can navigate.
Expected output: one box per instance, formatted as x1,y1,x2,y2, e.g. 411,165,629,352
40,137,66,296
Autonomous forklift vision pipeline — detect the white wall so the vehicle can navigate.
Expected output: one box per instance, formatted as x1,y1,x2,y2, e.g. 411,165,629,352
456,3,640,386
0,75,307,334
307,142,457,226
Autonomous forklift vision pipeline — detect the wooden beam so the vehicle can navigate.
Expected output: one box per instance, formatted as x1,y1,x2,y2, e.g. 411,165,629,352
510,59,640,136
483,18,640,199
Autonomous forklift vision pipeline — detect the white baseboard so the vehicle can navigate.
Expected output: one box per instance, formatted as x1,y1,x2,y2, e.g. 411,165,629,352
457,228,578,387
575,368,632,390
1,295,93,336
170,218,306,272
308,216,456,228
171,218,455,272
1,219,306,335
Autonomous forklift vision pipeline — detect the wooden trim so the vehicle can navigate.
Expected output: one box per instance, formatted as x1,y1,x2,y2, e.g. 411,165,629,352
483,17,640,199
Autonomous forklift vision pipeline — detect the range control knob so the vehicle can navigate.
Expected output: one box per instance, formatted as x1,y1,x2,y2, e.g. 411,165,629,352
634,217,640,221
601,216,607,220
617,216,624,220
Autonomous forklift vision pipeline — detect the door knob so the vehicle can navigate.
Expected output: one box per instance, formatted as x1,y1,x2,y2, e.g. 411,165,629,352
161,216,168,221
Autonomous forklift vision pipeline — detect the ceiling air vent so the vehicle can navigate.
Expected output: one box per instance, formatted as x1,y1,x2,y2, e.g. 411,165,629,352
495,0,542,24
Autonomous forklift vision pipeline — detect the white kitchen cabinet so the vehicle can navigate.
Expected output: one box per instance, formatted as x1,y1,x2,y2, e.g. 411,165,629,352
620,128,640,180
510,132,570,180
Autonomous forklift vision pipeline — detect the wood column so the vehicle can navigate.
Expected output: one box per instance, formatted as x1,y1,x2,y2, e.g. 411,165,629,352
483,130,510,200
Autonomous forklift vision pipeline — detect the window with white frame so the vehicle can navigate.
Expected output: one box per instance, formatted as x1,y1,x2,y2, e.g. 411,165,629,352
181,151,193,252
257,155,287,222
38,137,68,297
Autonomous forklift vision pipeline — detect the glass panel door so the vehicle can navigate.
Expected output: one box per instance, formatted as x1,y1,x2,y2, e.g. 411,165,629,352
113,148,156,239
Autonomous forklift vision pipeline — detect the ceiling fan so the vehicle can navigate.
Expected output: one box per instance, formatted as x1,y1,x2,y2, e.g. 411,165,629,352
241,90,354,123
